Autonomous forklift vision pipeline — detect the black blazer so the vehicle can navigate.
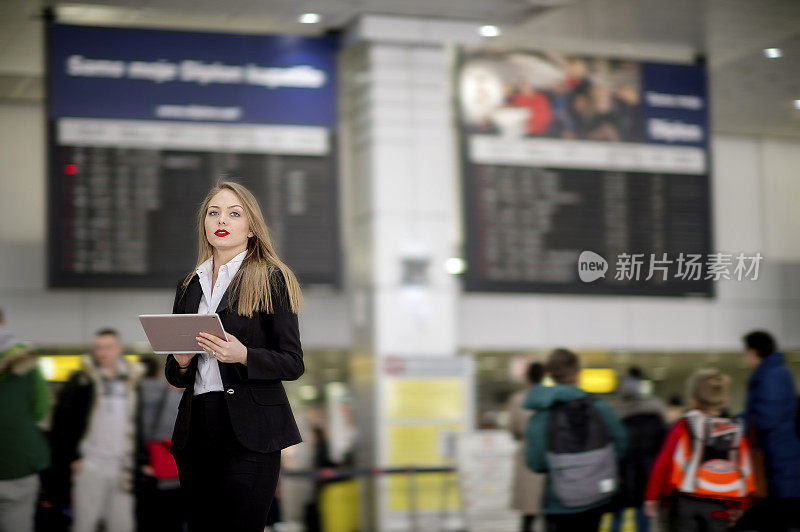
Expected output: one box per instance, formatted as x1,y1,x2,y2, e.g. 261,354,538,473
165,271,303,454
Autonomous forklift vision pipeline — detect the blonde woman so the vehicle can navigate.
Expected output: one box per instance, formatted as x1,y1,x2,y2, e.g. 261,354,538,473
165,181,304,532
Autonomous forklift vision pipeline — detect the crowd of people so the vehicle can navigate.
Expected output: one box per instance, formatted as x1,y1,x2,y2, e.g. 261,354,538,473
508,332,800,532
466,56,642,143
2,300,799,532
0,311,185,532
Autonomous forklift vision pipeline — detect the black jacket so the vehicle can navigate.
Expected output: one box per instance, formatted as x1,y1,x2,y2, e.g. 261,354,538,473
165,271,304,454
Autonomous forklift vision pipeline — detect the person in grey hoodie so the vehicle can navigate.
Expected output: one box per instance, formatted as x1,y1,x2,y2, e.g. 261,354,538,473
50,328,142,532
611,367,667,532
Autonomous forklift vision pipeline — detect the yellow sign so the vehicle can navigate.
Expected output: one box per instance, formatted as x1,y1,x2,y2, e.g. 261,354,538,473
384,378,464,420
579,368,617,394
387,424,462,466
38,355,140,382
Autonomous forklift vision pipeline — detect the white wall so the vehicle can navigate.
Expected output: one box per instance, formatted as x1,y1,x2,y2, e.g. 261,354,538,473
459,135,800,351
0,104,45,244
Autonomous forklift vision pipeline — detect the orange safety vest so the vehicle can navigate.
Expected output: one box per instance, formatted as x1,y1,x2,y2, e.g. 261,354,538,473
669,410,755,500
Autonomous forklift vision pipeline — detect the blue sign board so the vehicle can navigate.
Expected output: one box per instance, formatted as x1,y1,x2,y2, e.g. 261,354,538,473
49,24,337,126
48,24,341,288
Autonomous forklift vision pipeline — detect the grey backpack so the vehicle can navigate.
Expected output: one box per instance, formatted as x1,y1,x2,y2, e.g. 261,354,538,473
546,397,618,507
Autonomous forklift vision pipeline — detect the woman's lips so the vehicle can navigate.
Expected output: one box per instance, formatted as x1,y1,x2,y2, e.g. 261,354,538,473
214,230,229,237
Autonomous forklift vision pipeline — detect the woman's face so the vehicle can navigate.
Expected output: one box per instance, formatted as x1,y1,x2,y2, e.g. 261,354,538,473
204,189,250,254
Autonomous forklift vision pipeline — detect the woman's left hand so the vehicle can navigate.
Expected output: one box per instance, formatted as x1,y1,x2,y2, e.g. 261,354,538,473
196,331,248,365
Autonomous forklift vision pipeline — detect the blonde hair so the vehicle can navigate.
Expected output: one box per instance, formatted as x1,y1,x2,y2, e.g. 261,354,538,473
181,180,302,317
687,369,730,411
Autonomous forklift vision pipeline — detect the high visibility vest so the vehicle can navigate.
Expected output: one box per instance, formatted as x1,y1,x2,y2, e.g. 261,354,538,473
669,411,755,500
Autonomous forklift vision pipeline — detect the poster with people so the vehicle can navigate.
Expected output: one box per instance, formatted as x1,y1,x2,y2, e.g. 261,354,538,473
457,49,713,296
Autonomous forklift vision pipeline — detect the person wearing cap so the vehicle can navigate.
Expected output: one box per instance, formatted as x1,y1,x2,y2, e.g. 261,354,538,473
0,308,51,532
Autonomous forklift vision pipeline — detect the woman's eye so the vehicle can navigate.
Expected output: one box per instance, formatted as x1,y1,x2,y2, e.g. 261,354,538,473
231,212,240,217
208,210,218,216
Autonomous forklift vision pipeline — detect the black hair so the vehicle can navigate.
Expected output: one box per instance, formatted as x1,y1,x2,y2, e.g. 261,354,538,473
526,362,545,385
95,328,120,338
668,394,684,407
140,357,160,378
743,330,776,359
627,366,643,379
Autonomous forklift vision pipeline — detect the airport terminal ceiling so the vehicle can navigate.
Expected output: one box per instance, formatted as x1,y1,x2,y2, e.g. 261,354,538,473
1,0,799,137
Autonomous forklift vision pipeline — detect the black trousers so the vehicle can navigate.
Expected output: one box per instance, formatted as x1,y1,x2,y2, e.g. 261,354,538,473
173,392,281,532
136,478,184,532
669,495,731,532
546,506,606,532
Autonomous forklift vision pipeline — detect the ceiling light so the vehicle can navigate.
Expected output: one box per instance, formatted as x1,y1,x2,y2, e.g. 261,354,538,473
445,257,467,275
299,13,321,24
480,25,500,38
794,99,800,110
764,48,782,59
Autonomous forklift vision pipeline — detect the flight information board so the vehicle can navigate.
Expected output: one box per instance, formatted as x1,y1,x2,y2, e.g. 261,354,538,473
47,24,340,288
458,50,712,296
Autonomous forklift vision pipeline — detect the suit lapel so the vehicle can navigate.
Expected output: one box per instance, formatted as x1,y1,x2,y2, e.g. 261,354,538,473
214,270,242,315
184,271,241,315
215,284,238,315
184,275,202,313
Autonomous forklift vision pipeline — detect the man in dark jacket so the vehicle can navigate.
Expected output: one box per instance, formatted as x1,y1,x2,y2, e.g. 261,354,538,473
0,310,51,532
742,330,800,531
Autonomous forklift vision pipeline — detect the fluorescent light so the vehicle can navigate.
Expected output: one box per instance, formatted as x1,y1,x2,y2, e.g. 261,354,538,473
445,257,467,275
764,48,782,59
479,25,500,38
299,13,321,24
794,99,800,110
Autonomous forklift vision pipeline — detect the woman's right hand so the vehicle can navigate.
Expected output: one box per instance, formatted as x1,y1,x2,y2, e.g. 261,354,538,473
173,353,196,368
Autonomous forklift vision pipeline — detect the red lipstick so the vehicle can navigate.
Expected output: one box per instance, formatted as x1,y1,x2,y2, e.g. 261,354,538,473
214,230,229,237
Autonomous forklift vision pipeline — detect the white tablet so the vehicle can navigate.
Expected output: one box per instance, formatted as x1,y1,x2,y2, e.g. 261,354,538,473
138,313,228,354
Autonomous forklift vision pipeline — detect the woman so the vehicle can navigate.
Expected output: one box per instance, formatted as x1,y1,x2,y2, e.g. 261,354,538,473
165,181,304,532
507,362,545,532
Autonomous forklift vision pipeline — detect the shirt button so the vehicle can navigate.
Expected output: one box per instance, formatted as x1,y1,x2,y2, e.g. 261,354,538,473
226,389,234,395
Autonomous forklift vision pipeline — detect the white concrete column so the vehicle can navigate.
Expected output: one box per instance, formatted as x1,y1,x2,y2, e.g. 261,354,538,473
339,15,480,531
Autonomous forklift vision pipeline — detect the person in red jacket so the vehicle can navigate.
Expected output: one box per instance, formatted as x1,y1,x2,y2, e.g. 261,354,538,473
511,82,552,135
644,369,754,531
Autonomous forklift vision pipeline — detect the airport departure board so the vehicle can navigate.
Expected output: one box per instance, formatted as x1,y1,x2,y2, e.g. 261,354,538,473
458,50,713,296
47,24,340,288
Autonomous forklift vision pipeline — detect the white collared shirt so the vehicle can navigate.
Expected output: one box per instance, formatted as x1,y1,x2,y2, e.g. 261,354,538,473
193,249,247,396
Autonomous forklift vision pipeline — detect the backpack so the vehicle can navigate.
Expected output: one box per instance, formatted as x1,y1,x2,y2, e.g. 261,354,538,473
546,396,619,508
671,411,754,500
